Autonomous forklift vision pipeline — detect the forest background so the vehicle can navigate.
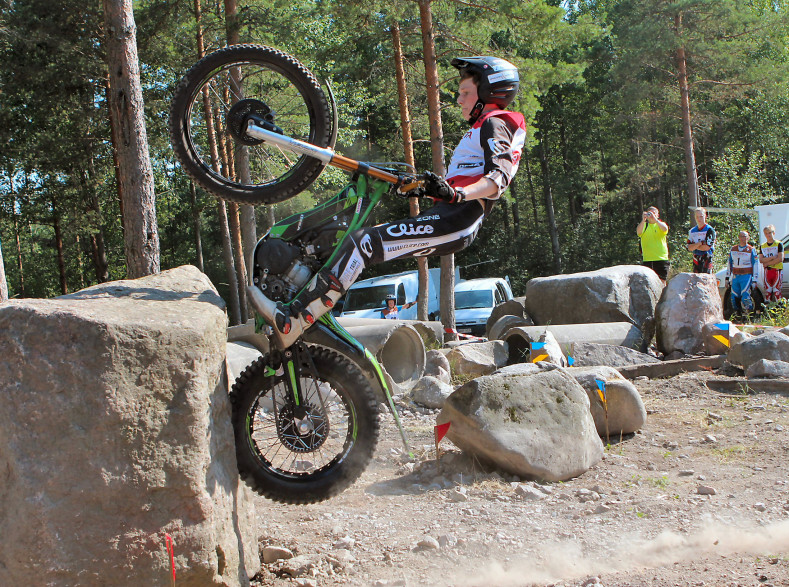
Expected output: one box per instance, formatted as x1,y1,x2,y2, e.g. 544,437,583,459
1,0,788,323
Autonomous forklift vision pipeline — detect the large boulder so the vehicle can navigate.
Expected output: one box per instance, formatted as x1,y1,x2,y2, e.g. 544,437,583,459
0,266,259,586
570,342,660,368
566,366,647,436
436,363,604,481
522,265,663,340
728,330,789,370
446,340,508,379
655,273,723,356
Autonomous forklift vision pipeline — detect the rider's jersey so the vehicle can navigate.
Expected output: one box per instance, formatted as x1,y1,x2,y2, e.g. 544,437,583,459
729,244,757,275
760,241,784,270
446,110,526,214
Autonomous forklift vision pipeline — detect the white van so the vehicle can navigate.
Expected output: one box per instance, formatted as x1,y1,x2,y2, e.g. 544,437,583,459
339,269,443,320
714,203,789,316
454,277,514,337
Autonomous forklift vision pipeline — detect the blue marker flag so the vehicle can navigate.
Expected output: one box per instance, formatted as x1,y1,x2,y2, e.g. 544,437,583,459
530,341,546,350
568,356,575,366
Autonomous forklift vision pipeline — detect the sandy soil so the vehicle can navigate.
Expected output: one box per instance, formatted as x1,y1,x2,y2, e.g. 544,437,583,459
249,370,789,587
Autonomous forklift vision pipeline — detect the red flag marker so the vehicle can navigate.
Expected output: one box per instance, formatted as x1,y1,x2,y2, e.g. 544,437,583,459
435,422,451,444
165,533,176,586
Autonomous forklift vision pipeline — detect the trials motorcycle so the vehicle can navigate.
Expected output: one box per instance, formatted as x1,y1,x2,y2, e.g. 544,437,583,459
170,44,427,504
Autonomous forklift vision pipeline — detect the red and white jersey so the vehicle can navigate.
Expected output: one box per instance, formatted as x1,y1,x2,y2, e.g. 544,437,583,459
446,109,527,203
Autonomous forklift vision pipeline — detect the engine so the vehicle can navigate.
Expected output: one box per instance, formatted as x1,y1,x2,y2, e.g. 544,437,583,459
251,237,315,302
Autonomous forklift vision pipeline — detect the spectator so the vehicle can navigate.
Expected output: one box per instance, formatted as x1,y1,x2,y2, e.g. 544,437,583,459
636,206,670,282
381,294,416,319
687,207,716,274
727,230,758,316
759,224,784,302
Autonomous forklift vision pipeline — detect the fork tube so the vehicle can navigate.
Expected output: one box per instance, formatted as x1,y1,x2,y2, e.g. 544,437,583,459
283,348,303,406
245,122,400,183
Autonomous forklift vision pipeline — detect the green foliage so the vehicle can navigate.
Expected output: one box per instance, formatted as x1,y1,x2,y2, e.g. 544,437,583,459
1,0,789,301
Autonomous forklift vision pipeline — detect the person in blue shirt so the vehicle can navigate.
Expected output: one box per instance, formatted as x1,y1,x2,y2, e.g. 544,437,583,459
687,207,716,273
381,294,416,320
727,230,758,316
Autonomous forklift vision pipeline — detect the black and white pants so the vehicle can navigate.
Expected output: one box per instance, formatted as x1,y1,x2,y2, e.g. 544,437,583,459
329,201,485,291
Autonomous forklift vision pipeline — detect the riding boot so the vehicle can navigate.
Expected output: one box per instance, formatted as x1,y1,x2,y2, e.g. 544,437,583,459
268,269,344,348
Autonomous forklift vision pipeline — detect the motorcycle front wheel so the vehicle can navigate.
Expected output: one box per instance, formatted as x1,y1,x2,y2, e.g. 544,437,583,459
230,347,380,504
169,44,332,205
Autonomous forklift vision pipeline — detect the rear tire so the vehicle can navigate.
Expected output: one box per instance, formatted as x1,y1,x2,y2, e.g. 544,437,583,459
230,347,380,504
170,44,332,205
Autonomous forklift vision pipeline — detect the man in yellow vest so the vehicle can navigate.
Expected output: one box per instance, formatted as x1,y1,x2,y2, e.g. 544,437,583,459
637,206,670,283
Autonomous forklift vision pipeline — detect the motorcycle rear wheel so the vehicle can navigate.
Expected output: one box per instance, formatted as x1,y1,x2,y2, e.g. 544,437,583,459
169,44,332,205
230,347,380,504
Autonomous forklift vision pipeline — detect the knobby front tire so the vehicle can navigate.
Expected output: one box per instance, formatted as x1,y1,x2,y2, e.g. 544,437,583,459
230,347,380,504
169,44,332,205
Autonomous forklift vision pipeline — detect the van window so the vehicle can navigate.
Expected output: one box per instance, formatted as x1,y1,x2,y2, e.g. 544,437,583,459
344,285,395,311
397,284,406,305
455,290,494,309
495,284,505,304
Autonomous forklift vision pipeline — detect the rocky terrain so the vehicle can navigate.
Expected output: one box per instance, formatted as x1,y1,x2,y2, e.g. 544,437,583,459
250,370,789,587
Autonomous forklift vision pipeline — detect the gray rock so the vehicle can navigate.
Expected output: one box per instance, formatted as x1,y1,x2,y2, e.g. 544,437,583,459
701,321,738,355
436,364,604,482
0,266,259,586
262,546,294,564
447,340,509,378
514,484,546,500
523,265,662,340
567,366,647,436
227,340,264,383
424,349,451,384
279,554,322,577
655,273,723,355
745,358,789,378
411,376,454,409
729,331,789,370
570,342,660,367
415,536,440,550
536,330,568,367
697,485,717,496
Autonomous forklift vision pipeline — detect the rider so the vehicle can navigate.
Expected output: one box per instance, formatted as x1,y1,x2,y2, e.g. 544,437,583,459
272,55,526,347
382,294,416,319
727,230,758,316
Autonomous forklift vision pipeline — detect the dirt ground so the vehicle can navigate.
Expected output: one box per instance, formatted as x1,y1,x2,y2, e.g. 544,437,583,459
249,370,789,587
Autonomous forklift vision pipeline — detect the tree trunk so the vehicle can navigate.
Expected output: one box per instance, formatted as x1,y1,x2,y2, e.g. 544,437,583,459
392,21,430,321
675,13,699,219
509,175,521,237
53,206,68,295
13,208,25,297
224,0,257,283
0,234,7,303
557,94,577,225
190,182,205,272
418,0,455,338
81,163,109,283
538,132,562,274
524,156,539,228
191,0,241,322
218,200,242,325
102,0,160,278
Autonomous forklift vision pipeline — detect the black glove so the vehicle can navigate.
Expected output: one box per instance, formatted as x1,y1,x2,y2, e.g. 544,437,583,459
423,171,466,203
